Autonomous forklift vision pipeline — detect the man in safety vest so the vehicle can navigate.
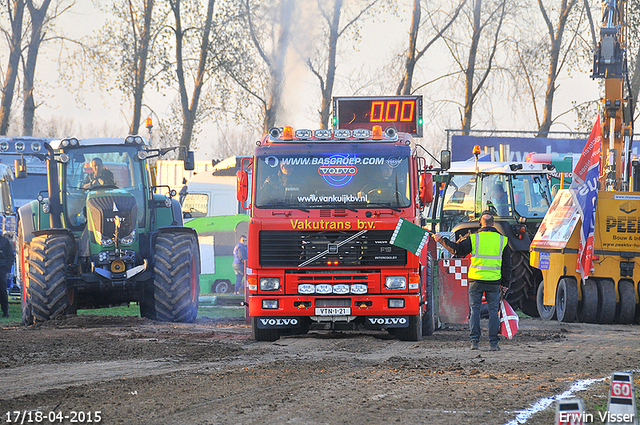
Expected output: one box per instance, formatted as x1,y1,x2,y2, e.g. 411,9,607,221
434,213,511,351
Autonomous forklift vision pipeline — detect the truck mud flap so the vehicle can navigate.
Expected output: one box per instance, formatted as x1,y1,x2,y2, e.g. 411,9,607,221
255,317,302,329
363,316,410,329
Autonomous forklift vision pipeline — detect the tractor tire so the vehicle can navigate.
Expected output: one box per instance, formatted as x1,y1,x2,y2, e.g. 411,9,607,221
555,277,578,323
251,317,280,341
394,314,422,341
536,281,556,321
18,226,34,325
152,232,200,322
24,234,71,324
596,279,616,324
139,280,157,320
614,280,635,324
577,279,598,323
506,250,541,317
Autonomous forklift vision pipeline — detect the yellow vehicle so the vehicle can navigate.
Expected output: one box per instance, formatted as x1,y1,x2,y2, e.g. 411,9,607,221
530,0,639,324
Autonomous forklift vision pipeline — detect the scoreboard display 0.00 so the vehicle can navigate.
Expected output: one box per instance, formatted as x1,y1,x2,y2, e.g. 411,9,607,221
333,96,423,137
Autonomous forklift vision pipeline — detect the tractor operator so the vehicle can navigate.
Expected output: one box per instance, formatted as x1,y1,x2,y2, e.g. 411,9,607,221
434,213,511,351
83,158,115,189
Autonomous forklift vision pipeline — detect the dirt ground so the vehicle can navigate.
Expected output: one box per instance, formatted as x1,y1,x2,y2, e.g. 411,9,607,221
0,314,638,425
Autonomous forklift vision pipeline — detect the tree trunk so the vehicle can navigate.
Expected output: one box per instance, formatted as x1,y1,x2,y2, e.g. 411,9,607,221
0,0,25,135
397,0,420,96
319,0,341,129
462,0,481,134
129,0,154,136
23,0,51,136
536,0,575,138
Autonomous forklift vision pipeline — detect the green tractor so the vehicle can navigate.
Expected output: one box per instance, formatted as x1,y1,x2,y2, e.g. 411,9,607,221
13,136,200,324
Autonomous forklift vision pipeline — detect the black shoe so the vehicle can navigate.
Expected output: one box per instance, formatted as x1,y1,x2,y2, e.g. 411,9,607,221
490,344,500,351
2,313,8,318
471,341,479,350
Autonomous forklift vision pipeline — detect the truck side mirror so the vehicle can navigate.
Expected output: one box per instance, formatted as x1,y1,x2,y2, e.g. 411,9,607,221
184,151,195,171
440,150,451,171
419,173,433,205
14,158,27,179
237,170,248,203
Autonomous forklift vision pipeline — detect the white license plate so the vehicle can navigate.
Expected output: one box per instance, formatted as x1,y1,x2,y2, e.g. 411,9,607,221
315,307,351,316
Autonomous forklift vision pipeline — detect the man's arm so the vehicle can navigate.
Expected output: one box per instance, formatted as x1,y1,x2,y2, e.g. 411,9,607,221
433,234,472,258
501,245,512,289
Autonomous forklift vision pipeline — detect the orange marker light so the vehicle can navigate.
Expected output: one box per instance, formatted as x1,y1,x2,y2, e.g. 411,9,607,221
372,125,383,139
282,126,293,140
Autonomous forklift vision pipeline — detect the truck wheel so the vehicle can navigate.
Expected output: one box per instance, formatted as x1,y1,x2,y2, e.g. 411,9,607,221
555,277,578,323
635,282,640,325
213,279,231,294
614,280,635,324
251,317,280,341
394,315,422,341
596,278,616,324
577,279,598,323
507,251,540,317
25,234,71,324
536,281,556,321
421,267,437,336
153,232,200,322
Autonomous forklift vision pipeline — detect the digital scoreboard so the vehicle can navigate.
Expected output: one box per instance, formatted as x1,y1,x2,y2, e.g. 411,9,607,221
333,96,423,137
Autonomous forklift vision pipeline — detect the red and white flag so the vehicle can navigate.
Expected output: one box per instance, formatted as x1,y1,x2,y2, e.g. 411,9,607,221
499,299,519,339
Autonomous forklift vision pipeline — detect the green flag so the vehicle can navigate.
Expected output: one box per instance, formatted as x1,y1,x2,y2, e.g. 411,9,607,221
389,218,430,257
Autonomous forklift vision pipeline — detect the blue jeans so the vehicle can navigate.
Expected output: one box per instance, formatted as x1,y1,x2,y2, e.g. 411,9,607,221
233,263,245,293
469,282,501,345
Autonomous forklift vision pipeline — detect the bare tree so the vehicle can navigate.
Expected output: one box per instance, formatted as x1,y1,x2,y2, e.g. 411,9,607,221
169,0,214,156
535,0,577,137
129,0,154,135
0,0,25,135
449,0,508,133
22,0,52,136
396,0,467,96
305,0,383,128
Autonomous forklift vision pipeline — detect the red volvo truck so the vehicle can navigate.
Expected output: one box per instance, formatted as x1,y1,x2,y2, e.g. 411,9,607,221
236,96,440,341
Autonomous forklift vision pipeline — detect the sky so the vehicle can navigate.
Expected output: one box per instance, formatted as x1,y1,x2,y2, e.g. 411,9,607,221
5,1,603,161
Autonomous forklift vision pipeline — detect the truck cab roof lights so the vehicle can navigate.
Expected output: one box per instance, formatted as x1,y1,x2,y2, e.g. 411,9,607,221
385,127,398,139
30,142,42,152
15,141,25,152
353,129,372,139
0,142,7,151
269,127,282,139
334,129,351,139
314,129,332,139
371,126,382,140
282,126,294,140
294,129,313,140
60,138,79,148
125,135,144,145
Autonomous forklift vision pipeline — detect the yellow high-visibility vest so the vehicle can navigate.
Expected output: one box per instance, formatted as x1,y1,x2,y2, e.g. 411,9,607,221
469,231,507,281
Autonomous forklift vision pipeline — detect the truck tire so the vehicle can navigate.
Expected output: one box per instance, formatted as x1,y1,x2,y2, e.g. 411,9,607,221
153,232,200,322
24,234,71,324
614,280,635,324
394,314,422,341
213,279,231,294
536,281,556,321
555,277,578,323
596,278,616,324
422,278,436,337
635,282,640,325
507,250,540,317
577,279,598,323
251,317,280,341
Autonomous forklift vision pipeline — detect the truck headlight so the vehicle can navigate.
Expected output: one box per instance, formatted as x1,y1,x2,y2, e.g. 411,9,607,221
385,276,406,290
259,277,280,291
351,284,368,294
298,283,314,294
262,299,279,309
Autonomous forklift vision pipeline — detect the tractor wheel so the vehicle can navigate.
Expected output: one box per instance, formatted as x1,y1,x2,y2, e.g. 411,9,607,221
577,279,598,323
596,279,616,324
394,314,422,341
506,250,541,317
536,281,556,321
152,232,200,322
614,280,635,324
251,317,280,342
555,277,578,323
24,234,71,324
139,280,156,320
18,226,34,325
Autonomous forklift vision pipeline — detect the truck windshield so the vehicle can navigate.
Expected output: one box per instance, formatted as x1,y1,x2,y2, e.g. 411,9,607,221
63,146,145,227
254,151,411,209
11,174,47,208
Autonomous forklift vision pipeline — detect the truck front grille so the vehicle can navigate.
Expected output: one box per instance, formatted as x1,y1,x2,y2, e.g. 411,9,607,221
259,230,407,267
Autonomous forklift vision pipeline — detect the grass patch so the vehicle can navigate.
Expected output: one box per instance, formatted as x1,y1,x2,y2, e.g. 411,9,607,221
1,297,245,325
